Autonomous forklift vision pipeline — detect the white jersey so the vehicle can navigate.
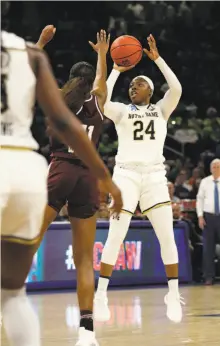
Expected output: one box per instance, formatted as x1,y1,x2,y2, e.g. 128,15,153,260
0,31,38,150
104,57,182,171
113,102,167,166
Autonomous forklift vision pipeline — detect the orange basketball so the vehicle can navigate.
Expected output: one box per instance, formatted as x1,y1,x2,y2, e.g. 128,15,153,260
110,35,143,67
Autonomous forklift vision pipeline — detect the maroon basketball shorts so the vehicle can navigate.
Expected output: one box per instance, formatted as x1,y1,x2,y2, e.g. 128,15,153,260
47,157,99,218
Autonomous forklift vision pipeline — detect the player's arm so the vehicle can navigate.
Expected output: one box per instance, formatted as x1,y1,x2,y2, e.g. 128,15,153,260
144,34,182,120
104,63,134,123
89,30,110,112
36,25,56,49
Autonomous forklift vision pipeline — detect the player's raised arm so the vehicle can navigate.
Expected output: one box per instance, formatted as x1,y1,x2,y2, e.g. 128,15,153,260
89,30,110,111
36,25,56,49
103,63,134,123
144,34,182,120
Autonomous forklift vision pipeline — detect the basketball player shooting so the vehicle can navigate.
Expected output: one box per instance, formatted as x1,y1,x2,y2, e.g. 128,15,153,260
94,34,184,323
0,10,122,346
35,27,115,346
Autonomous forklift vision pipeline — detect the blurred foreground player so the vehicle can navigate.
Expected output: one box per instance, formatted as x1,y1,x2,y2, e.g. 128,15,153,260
36,28,113,346
0,16,122,346
95,35,184,323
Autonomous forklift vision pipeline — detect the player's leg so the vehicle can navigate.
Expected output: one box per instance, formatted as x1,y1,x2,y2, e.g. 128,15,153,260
35,205,57,247
70,215,98,345
1,241,41,346
34,158,73,250
1,151,47,346
94,167,141,322
67,168,100,346
146,205,184,323
140,172,183,323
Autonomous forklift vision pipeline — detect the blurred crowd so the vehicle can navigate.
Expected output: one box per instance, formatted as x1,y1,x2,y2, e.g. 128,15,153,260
7,1,220,166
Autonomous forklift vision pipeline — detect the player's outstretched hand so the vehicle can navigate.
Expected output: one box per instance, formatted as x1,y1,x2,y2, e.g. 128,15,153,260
89,29,110,54
143,34,159,61
36,25,56,49
98,178,123,216
113,63,135,73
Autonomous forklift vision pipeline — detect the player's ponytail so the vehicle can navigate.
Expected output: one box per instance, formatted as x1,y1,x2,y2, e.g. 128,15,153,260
61,77,90,113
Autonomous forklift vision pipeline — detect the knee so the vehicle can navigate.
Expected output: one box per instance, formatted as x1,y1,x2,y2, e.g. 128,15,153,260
73,250,93,269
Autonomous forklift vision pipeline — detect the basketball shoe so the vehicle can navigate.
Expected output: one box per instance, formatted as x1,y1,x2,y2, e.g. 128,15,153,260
94,292,111,322
164,292,185,323
75,328,99,346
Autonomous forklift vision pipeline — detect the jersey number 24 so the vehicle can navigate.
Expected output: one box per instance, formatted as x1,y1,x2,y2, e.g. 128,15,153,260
133,120,155,140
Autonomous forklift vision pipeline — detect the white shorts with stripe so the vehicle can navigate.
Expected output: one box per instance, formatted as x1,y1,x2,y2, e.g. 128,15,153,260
0,150,48,244
112,164,170,215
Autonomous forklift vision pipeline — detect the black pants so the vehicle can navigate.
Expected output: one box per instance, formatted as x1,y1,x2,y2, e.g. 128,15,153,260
203,212,220,280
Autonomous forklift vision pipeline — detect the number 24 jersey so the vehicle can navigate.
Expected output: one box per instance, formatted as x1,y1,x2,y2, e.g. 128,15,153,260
112,103,167,166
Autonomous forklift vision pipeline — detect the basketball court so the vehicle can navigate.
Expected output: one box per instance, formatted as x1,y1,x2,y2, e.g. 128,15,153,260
1,285,220,345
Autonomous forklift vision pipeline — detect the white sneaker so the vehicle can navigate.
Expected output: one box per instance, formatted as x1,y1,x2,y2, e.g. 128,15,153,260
94,292,111,322
164,292,185,323
75,327,99,346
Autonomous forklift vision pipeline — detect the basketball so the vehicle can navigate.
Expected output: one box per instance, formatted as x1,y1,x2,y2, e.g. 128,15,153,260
110,35,143,67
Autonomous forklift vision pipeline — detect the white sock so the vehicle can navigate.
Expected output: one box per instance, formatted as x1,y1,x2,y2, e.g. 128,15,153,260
1,287,40,346
96,277,109,295
168,279,179,295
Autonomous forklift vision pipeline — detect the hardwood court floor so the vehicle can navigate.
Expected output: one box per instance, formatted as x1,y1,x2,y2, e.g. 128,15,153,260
1,286,220,345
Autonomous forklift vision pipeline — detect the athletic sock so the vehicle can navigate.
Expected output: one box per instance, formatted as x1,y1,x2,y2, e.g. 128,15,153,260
167,277,179,295
96,276,110,295
80,310,93,332
1,287,40,346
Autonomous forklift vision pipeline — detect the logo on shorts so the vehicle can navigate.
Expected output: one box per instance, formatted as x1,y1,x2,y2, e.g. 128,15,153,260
112,214,120,221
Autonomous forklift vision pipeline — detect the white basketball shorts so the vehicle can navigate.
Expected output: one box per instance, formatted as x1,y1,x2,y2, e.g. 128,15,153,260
112,165,170,215
0,150,48,242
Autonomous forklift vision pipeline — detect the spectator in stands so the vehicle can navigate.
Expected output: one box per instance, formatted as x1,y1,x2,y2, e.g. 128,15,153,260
172,203,182,220
99,134,117,159
188,167,204,198
172,203,203,282
174,170,193,199
172,203,194,250
167,159,183,182
126,2,145,20
196,158,220,285
168,182,180,202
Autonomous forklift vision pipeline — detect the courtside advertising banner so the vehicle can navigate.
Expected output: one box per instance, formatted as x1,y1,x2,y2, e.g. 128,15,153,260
26,220,192,289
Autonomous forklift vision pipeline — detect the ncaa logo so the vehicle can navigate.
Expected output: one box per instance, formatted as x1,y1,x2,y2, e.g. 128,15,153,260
130,104,137,111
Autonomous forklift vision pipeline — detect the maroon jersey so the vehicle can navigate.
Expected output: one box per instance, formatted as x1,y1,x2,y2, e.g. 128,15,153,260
50,95,104,161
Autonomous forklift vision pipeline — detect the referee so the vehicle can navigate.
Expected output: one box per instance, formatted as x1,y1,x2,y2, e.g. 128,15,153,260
196,159,220,285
